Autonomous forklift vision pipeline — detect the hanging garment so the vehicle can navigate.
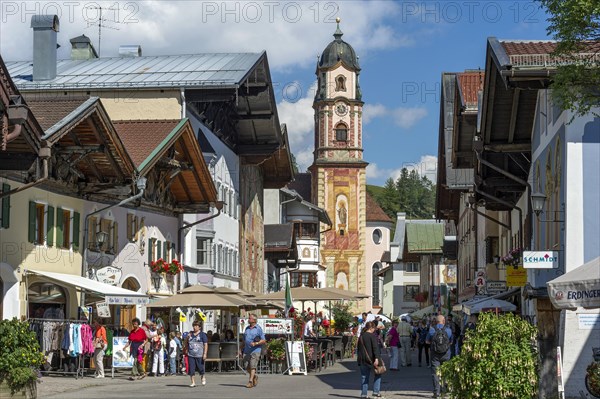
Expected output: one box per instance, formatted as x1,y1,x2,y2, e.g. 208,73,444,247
61,323,71,351
80,324,94,355
105,329,114,356
68,324,76,356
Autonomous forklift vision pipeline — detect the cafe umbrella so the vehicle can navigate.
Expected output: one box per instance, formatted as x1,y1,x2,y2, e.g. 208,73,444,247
547,256,600,309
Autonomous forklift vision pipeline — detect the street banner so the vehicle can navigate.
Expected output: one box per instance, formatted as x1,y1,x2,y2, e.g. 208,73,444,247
239,318,293,335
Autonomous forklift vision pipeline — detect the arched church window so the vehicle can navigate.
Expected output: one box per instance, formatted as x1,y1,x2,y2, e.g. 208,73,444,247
335,75,346,92
335,123,348,142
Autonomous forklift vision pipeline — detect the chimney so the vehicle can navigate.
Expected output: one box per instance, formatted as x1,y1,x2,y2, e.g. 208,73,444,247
31,15,60,81
119,45,142,57
69,34,98,60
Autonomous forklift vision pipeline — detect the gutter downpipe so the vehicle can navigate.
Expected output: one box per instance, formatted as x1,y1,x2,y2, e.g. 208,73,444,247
80,177,147,308
177,201,224,289
0,145,51,199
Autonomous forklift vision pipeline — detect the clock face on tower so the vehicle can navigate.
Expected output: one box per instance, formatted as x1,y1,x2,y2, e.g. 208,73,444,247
335,102,348,116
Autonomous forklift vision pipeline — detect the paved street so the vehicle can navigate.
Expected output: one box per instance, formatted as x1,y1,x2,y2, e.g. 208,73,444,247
39,352,434,399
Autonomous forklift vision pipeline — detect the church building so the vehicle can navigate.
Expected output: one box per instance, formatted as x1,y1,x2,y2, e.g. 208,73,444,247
309,19,369,307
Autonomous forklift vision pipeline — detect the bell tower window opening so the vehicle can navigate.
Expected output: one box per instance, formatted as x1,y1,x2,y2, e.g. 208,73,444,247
335,123,348,142
335,75,346,92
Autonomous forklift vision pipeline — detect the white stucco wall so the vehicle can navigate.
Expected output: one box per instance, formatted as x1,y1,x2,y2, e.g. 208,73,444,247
365,222,391,310
183,114,241,289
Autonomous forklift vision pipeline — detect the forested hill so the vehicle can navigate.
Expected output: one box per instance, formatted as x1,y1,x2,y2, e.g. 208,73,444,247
367,168,437,231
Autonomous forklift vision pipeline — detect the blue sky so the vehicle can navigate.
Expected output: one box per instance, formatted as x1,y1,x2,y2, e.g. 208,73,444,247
0,1,552,186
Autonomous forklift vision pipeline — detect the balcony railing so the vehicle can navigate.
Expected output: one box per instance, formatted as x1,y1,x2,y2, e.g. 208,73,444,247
509,53,600,68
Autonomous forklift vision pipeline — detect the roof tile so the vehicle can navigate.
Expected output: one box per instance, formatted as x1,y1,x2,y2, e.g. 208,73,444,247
457,71,484,108
287,172,312,201
113,120,180,168
366,192,392,223
25,97,89,131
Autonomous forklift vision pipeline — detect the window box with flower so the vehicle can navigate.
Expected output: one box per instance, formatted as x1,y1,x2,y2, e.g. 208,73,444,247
150,258,183,275
501,248,522,268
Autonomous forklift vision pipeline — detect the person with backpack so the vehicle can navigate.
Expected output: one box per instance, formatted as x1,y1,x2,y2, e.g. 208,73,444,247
426,315,452,399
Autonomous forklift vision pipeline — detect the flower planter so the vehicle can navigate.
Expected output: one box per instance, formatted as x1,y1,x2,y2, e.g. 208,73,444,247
0,381,37,399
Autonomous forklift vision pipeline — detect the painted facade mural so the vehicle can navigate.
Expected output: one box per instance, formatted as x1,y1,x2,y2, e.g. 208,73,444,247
239,165,264,293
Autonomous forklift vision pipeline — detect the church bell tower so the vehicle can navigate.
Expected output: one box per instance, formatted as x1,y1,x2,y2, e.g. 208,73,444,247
310,18,368,303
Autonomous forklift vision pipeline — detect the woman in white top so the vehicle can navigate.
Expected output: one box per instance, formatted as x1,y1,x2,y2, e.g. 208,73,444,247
151,327,166,376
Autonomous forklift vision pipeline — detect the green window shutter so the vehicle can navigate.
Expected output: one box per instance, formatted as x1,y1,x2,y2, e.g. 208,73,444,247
28,201,36,243
73,212,80,250
47,206,55,247
148,239,153,265
163,241,167,260
55,208,64,248
157,241,162,260
1,183,10,228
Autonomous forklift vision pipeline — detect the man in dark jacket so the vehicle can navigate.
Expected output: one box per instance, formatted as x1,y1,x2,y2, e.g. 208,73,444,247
357,321,384,399
426,315,452,399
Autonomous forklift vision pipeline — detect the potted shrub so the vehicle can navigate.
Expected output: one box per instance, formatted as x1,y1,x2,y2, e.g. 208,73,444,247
266,338,286,373
0,319,45,398
439,312,539,399
328,302,353,334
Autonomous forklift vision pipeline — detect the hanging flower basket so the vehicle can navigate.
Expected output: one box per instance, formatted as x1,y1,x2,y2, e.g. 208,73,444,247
150,258,183,275
501,248,522,268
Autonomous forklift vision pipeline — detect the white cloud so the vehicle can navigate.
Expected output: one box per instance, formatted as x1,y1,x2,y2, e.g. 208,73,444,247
362,104,428,129
0,1,412,71
392,107,428,129
277,82,316,172
363,103,388,124
367,155,438,184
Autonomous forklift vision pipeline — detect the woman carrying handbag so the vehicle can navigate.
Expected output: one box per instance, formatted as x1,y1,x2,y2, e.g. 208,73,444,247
93,319,108,378
357,321,386,399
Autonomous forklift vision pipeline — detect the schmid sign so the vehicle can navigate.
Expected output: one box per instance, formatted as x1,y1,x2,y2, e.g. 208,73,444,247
523,251,559,269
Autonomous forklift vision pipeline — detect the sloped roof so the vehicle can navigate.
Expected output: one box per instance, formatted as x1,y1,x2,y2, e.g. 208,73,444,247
113,120,181,169
366,192,392,223
287,172,311,201
25,97,91,131
501,40,558,56
264,224,294,250
406,222,444,254
456,71,484,109
6,53,264,89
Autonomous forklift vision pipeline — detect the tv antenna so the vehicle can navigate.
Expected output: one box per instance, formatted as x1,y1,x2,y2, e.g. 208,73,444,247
86,6,120,57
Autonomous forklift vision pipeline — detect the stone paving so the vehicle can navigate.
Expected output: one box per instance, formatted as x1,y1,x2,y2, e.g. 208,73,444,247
38,350,435,399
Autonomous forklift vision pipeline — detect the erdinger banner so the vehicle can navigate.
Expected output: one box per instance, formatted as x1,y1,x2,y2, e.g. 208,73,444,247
547,257,600,309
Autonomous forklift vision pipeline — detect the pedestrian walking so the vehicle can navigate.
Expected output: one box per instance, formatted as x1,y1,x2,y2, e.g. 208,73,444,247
426,315,452,399
242,313,266,388
185,320,208,387
416,320,430,367
151,327,165,376
385,320,399,370
357,321,384,399
92,319,107,378
168,332,178,375
123,318,147,380
397,317,412,367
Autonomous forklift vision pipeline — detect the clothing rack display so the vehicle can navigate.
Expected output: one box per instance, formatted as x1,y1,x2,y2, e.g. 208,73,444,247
28,318,94,379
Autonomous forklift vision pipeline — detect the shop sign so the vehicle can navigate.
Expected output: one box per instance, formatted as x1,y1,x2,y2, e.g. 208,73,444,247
112,336,134,368
95,266,122,286
506,266,527,287
106,296,149,305
239,318,292,335
578,313,600,330
523,251,559,269
475,270,486,288
97,302,111,318
486,281,507,294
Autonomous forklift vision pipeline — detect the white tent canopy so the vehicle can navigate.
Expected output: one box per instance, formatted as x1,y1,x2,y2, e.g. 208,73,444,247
463,298,516,315
547,256,600,309
26,269,149,304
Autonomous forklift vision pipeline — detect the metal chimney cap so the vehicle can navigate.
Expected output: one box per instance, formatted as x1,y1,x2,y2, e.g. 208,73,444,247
31,15,59,31
70,34,91,44
119,45,142,57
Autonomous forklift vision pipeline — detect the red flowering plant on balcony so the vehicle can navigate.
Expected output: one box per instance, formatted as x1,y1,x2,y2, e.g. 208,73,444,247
501,248,522,268
150,258,183,275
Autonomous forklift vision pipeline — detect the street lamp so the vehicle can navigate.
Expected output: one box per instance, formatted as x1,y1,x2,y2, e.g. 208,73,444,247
151,274,163,292
96,230,109,251
531,192,547,217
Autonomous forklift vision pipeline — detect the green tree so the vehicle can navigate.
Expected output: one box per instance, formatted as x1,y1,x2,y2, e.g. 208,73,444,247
439,313,539,399
539,0,600,117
